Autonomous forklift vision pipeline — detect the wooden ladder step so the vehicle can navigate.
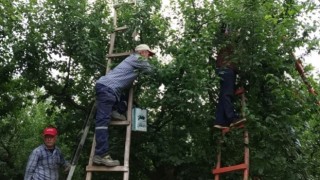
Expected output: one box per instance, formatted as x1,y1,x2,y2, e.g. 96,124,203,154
110,120,130,125
86,165,129,172
213,163,247,174
107,52,131,58
114,2,135,9
114,26,128,32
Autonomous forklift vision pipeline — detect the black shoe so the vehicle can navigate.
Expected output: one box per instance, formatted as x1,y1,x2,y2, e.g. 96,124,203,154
230,118,246,127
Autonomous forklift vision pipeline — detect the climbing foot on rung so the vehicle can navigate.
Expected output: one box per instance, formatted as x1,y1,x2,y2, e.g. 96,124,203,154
111,111,127,121
230,118,246,127
93,155,120,167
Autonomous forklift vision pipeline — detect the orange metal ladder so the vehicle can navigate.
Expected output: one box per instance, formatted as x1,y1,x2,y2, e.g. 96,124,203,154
212,89,249,180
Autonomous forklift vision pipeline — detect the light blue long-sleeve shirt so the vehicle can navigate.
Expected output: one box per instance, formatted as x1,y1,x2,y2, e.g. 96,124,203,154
96,53,153,100
24,144,69,180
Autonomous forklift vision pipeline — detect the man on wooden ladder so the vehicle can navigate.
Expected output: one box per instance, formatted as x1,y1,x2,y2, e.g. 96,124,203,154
93,44,155,167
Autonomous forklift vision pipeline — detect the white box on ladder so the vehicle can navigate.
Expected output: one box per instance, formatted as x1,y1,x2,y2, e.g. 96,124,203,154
132,107,147,132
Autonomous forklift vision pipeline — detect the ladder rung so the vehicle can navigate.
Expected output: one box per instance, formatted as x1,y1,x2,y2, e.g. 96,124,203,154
86,165,129,172
114,26,128,32
107,52,131,58
110,120,130,125
222,124,245,134
213,163,247,174
114,2,135,9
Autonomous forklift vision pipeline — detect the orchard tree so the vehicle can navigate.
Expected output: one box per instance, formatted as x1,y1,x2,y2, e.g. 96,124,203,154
1,0,320,180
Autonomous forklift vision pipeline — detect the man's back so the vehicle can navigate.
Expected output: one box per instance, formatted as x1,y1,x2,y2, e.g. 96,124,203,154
97,53,152,98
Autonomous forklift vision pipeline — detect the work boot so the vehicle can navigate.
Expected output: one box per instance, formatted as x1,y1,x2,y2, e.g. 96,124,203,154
230,118,246,127
111,111,126,121
93,155,120,167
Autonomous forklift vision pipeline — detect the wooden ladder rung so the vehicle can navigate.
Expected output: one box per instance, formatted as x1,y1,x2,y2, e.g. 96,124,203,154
213,163,247,174
114,26,128,32
222,124,245,134
110,120,130,125
86,165,129,172
107,52,131,58
114,2,135,9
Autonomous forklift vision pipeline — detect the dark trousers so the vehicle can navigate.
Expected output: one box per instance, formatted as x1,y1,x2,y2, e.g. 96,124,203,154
95,83,117,156
215,68,239,126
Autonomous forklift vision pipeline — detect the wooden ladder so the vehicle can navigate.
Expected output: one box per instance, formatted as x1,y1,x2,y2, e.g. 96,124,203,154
212,89,250,180
85,1,137,179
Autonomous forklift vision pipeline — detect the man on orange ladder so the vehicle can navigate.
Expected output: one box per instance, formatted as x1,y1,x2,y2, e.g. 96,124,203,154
213,23,246,129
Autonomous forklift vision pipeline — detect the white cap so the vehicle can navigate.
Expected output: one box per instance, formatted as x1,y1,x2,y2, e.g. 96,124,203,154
135,44,155,56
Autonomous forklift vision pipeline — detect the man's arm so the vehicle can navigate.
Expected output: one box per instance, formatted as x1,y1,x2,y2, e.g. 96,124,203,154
57,148,71,171
58,150,71,172
134,55,153,73
24,150,39,180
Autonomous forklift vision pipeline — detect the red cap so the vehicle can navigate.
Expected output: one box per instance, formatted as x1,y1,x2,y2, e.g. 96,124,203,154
43,127,58,136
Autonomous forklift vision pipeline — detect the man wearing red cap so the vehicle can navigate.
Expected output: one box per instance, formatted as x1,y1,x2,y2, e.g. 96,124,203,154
94,44,155,166
24,126,70,180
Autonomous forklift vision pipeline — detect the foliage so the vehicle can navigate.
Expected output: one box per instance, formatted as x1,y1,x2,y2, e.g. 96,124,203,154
0,0,320,180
